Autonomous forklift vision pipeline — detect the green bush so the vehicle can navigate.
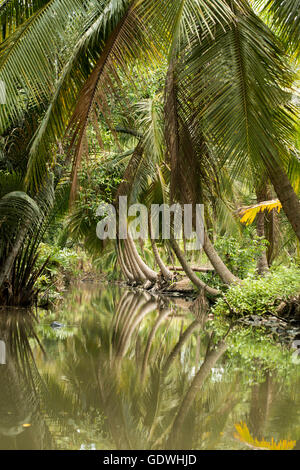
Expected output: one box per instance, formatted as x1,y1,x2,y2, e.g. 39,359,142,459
38,243,84,276
214,229,268,279
36,244,88,307
213,265,300,317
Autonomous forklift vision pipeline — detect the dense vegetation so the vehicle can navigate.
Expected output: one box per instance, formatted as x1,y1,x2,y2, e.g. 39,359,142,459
0,0,299,317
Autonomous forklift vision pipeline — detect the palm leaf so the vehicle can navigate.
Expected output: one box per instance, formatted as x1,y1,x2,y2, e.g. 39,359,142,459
0,0,50,40
234,422,296,450
0,0,90,133
264,0,300,57
180,1,296,181
239,199,282,225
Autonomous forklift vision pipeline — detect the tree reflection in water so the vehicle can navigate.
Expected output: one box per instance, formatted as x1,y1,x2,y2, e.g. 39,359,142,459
0,309,52,450
0,285,299,450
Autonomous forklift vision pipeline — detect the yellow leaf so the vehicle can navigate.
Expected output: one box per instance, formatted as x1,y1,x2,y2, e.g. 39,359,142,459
234,422,296,450
239,200,282,226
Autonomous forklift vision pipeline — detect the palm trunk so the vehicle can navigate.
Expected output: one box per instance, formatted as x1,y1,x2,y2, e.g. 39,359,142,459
170,237,220,297
163,321,200,376
267,160,300,241
117,299,157,359
148,212,173,281
0,228,27,289
169,340,227,447
265,185,279,265
203,232,240,284
124,239,146,283
127,229,158,283
123,241,137,280
249,373,273,440
141,307,171,382
117,242,134,282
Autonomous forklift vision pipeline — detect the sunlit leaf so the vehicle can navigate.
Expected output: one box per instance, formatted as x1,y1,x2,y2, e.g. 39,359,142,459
239,199,282,225
234,422,296,450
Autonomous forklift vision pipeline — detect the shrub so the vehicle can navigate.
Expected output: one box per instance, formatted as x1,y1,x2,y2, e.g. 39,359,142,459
213,265,300,317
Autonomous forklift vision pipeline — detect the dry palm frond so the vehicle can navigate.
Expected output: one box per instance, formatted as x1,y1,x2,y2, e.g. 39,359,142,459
234,422,296,450
239,199,282,225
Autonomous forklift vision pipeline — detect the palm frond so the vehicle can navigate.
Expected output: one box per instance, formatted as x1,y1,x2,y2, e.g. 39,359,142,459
264,0,300,57
239,199,282,225
0,0,90,133
0,0,50,40
0,190,41,236
180,1,296,182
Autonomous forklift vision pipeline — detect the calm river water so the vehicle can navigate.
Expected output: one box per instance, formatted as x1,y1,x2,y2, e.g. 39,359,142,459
0,283,299,450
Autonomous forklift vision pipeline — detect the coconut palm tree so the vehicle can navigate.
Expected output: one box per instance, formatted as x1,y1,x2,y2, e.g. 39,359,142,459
0,0,299,288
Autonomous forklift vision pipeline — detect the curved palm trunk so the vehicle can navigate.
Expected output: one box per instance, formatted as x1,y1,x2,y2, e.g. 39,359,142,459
267,161,300,242
124,239,146,283
114,294,146,361
113,292,135,334
117,298,157,359
122,241,137,280
203,232,240,285
148,212,173,281
164,60,238,287
162,320,200,376
117,242,134,282
127,229,158,283
170,237,220,297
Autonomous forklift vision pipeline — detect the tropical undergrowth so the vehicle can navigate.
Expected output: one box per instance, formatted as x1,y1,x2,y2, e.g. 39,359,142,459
36,243,92,308
213,264,300,318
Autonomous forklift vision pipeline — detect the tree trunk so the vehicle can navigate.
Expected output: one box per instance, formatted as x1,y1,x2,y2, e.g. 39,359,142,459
127,229,158,283
148,212,173,281
266,160,300,241
117,298,157,359
124,239,146,283
203,232,240,285
163,321,200,376
141,307,171,381
170,237,220,297
117,242,134,282
169,341,228,447
0,228,27,289
168,266,214,273
265,185,279,265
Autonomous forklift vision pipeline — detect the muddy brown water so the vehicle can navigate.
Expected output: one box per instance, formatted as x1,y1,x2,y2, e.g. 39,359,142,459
0,283,299,450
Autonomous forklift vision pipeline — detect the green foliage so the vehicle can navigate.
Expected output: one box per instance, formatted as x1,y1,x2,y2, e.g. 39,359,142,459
78,155,123,209
226,326,293,375
213,265,300,317
38,243,83,277
214,229,269,278
264,0,300,57
36,243,89,307
67,155,123,257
